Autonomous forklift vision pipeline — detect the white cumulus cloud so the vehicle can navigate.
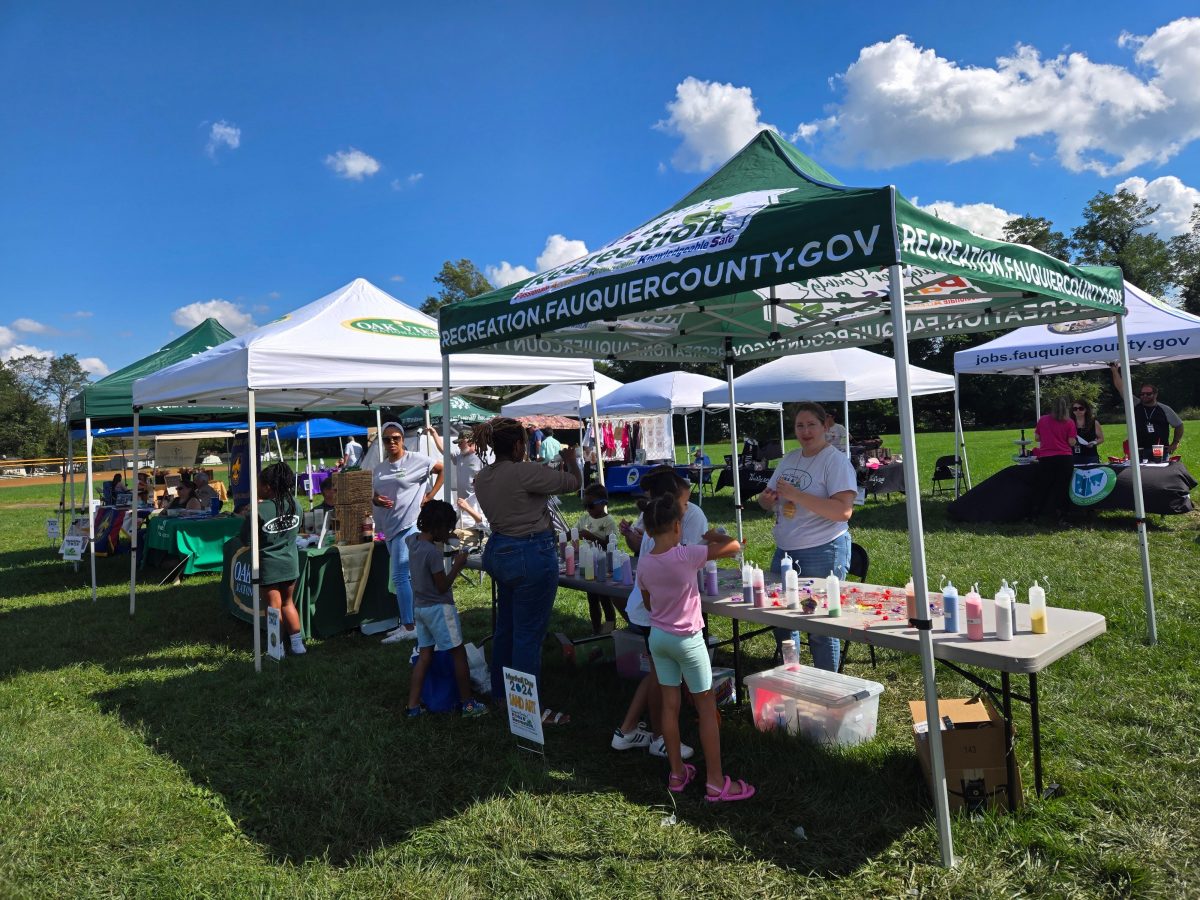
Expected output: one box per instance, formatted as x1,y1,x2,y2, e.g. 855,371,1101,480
0,325,14,346
12,317,50,334
78,357,110,377
325,148,381,181
171,299,256,335
656,76,776,172
1,343,54,362
487,234,591,288
206,120,241,158
913,199,1017,240
1115,175,1200,237
798,17,1200,176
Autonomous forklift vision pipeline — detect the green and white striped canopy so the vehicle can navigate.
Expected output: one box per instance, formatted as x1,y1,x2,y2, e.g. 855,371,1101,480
439,131,1124,362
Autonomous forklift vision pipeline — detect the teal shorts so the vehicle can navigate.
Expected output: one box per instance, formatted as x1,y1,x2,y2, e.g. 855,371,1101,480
648,628,712,693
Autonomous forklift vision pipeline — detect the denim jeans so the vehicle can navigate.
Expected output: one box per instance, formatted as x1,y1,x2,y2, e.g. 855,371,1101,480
483,530,559,699
386,525,418,626
770,532,851,672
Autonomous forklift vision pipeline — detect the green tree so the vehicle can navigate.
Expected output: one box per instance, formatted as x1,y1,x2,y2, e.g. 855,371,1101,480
3,354,91,456
0,363,53,458
421,259,493,315
1170,203,1200,317
1070,190,1175,295
1002,215,1069,259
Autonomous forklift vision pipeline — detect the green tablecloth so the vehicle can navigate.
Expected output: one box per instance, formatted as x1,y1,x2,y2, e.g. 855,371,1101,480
145,515,243,574
220,540,397,639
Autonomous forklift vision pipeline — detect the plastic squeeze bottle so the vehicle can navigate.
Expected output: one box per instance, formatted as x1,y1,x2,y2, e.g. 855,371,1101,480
942,580,961,633
905,577,916,623
826,571,842,617
704,560,719,596
780,554,793,582
570,526,579,553
594,548,607,582
1029,580,1048,634
606,535,616,572
752,566,766,608
741,563,754,604
564,544,575,576
994,588,1013,641
784,570,799,609
999,579,1017,635
965,584,984,641
581,544,594,581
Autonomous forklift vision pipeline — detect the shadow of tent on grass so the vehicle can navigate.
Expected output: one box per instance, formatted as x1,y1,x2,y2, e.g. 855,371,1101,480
91,632,930,875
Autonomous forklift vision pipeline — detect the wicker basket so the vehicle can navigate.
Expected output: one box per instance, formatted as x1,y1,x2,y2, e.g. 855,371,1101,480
330,470,374,543
331,470,373,504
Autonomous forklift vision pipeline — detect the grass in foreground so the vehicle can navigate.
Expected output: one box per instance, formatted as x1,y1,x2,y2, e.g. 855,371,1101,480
1,426,1198,898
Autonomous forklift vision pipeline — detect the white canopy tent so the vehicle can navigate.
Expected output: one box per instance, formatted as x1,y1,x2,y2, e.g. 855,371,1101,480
501,371,625,418
133,277,595,670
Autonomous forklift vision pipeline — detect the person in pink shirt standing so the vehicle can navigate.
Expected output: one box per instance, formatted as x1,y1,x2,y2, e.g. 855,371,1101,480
637,495,753,803
1032,397,1077,523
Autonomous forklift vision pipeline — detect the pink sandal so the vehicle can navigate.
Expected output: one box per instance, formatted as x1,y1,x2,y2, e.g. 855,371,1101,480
668,763,697,793
706,776,756,803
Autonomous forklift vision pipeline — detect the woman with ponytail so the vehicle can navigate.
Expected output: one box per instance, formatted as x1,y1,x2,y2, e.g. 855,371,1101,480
473,417,579,720
242,461,305,655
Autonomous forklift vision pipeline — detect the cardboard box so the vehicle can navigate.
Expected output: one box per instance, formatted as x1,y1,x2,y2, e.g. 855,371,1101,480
909,695,1022,813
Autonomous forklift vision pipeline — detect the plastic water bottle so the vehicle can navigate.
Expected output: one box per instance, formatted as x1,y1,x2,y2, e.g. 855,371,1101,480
994,588,1013,641
942,579,960,633
704,560,719,596
826,571,841,617
965,584,984,641
1029,580,1048,634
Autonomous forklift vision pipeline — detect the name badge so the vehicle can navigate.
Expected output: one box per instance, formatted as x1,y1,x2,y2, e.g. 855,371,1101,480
1146,423,1155,434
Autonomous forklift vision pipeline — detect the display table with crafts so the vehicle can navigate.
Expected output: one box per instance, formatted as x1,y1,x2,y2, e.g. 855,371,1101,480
947,459,1196,523
862,461,905,498
474,555,1105,801
714,465,773,499
220,538,398,639
143,513,243,574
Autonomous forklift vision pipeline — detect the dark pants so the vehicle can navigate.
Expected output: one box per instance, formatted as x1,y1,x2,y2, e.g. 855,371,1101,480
483,530,559,699
1034,455,1075,519
587,592,617,632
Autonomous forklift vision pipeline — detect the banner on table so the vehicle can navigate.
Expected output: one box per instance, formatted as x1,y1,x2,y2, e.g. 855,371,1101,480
503,667,544,745
1070,466,1118,506
228,434,259,511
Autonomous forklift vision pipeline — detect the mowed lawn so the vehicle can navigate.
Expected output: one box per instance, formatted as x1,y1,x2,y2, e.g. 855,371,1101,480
1,423,1198,898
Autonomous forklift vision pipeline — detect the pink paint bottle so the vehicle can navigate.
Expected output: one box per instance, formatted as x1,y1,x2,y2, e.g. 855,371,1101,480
965,583,984,641
564,544,575,576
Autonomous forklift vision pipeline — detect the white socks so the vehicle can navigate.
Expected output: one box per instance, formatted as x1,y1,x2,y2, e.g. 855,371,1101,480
289,632,307,655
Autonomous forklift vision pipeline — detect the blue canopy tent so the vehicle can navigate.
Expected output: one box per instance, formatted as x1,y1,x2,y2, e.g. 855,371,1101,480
274,419,371,502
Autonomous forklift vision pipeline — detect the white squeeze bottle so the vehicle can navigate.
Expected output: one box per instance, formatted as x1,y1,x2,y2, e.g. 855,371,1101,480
999,579,1017,635
581,543,594,581
994,586,1013,641
564,543,575,576
784,570,799,609
826,571,841,617
1029,580,1048,634
741,563,754,604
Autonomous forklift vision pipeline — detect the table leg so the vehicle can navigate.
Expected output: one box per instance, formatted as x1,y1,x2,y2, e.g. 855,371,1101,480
732,618,742,708
1029,673,1059,798
1001,672,1018,808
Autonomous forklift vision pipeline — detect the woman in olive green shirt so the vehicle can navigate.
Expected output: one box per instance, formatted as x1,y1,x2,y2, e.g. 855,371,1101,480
242,462,305,655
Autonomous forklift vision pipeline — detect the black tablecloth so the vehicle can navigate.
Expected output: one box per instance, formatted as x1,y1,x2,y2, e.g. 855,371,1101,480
947,461,1196,523
715,466,773,499
863,462,905,497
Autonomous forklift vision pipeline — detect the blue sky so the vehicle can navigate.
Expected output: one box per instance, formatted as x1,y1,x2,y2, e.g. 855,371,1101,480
2,2,1197,376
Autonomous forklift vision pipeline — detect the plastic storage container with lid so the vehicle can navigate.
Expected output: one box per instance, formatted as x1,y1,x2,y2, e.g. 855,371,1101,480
744,664,885,746
612,628,652,680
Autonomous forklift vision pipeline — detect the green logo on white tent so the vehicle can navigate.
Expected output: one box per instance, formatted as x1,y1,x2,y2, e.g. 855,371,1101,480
344,318,437,339
1070,466,1117,506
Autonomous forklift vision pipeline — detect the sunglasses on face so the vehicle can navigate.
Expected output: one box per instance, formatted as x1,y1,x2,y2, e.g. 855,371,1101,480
1072,405,1085,411
383,435,403,443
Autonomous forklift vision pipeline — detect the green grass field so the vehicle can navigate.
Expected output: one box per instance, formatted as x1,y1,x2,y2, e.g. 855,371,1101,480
1,424,1198,898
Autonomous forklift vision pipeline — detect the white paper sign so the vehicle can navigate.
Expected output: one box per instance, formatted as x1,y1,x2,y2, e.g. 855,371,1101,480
266,607,284,661
59,535,85,561
46,518,60,540
502,667,544,745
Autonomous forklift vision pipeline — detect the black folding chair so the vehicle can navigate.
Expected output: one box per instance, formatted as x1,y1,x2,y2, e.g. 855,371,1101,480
931,455,961,496
837,543,878,673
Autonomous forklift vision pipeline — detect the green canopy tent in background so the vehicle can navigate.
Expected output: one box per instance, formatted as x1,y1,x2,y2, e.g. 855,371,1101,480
438,130,1146,868
64,318,236,601
397,395,494,429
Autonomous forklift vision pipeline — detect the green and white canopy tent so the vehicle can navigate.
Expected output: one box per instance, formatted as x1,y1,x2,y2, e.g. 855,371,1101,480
437,130,1149,867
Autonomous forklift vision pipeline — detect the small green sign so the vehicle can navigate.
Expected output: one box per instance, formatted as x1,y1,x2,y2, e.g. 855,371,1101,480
1070,466,1117,506
344,318,437,339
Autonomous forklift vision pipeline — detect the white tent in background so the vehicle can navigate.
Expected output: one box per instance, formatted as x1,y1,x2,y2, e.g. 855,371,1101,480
701,347,956,470
501,371,624,418
133,277,596,671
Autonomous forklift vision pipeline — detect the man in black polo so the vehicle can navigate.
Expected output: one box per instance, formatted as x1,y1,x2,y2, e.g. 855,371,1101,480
1110,363,1184,459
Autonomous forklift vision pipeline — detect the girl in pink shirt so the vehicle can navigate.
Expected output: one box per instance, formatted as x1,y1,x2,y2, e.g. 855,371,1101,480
638,495,753,802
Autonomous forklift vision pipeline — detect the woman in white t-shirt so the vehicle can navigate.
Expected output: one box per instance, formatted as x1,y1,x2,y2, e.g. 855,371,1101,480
759,402,858,671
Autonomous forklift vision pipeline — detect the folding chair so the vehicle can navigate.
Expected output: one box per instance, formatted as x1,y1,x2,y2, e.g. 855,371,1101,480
931,455,960,496
837,543,878,673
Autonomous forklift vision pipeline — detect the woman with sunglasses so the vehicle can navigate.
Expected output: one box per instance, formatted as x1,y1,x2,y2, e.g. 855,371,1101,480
1070,399,1103,464
373,422,444,644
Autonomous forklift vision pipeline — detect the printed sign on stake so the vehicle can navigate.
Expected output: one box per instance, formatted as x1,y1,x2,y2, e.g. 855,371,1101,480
59,535,85,561
503,667,544,745
266,607,284,661
46,518,60,541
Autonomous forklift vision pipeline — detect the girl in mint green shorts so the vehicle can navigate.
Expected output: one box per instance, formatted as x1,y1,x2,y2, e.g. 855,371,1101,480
637,495,755,803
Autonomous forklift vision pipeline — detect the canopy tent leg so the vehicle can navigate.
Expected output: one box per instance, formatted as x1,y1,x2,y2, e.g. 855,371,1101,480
682,413,689,465
1033,370,1042,425
888,263,955,868
441,357,453,503
952,374,967,496
843,399,851,463
588,383,605,487
293,439,300,496
578,423,585,497
66,429,75,531
778,407,786,458
129,409,140,616
274,430,285,472
85,417,97,601
422,393,433,458
1116,315,1157,644
698,408,706,509
304,421,313,507
248,390,262,673
724,340,744,545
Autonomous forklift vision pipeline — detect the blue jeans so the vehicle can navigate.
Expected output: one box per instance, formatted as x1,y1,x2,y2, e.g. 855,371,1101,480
387,525,418,626
771,532,851,672
483,530,559,699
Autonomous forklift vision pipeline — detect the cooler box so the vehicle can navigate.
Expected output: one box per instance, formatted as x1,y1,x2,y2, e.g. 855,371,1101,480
612,628,652,680
745,664,884,746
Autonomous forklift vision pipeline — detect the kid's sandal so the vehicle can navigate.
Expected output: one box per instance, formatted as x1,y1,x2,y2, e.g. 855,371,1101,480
541,709,571,726
668,763,697,793
705,776,756,803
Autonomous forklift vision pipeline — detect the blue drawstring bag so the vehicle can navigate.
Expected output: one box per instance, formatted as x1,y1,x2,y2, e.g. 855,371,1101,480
410,647,457,712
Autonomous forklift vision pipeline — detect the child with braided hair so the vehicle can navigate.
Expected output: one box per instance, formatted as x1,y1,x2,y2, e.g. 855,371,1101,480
242,461,305,655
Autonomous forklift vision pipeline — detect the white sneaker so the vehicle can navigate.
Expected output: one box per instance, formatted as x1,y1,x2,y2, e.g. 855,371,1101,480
288,637,307,655
611,725,653,751
649,735,694,760
381,626,418,644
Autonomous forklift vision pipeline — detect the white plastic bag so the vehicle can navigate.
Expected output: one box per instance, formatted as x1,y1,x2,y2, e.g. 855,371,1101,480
464,642,490,695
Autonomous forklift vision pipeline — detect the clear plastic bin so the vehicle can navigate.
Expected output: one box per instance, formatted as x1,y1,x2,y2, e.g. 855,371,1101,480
612,628,651,679
745,664,885,746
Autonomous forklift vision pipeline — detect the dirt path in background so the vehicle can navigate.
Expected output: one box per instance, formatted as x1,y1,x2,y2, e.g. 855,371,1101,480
0,475,71,489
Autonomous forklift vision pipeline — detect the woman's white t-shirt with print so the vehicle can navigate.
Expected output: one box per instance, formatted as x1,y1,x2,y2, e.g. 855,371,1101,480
766,445,857,551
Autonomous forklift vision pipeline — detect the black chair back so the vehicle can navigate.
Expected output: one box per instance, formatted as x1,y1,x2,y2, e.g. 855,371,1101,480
848,543,870,582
